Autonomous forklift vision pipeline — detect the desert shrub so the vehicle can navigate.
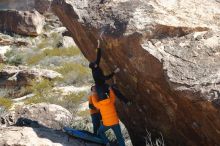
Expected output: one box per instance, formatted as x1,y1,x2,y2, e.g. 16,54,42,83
0,63,5,71
71,116,92,132
25,79,53,104
55,62,91,85
37,32,61,49
27,47,80,65
60,92,86,114
5,50,23,66
25,79,86,115
16,86,34,98
25,92,86,114
0,88,16,98
24,96,46,104
32,79,53,97
145,130,165,146
0,97,13,110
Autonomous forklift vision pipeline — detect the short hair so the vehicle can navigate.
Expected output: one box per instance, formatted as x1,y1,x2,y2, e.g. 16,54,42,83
91,85,96,91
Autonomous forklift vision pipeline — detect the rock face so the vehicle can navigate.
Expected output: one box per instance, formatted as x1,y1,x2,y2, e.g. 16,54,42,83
1,103,72,130
52,0,220,146
0,65,62,88
0,10,45,36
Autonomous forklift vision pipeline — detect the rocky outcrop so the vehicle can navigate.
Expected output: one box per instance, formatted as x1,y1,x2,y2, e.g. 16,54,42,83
52,0,220,146
0,126,100,146
0,65,62,88
1,103,72,129
0,103,100,146
0,10,45,36
0,37,28,46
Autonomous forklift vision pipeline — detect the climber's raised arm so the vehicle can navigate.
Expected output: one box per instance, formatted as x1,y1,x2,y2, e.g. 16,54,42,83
94,47,101,66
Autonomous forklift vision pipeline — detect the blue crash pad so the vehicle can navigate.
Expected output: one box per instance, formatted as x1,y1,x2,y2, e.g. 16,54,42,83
63,127,105,144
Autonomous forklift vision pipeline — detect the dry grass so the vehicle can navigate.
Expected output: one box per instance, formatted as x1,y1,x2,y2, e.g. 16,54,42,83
0,97,13,109
145,130,165,146
25,79,86,114
0,63,5,71
27,47,80,65
56,62,89,76
55,62,91,85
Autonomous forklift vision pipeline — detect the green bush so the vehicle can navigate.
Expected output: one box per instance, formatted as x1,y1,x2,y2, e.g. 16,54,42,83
56,62,89,76
25,79,86,114
0,63,5,71
25,96,46,104
55,62,91,85
5,50,23,66
27,47,80,65
0,97,13,109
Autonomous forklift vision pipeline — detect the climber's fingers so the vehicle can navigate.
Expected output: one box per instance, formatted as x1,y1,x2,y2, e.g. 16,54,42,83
100,31,104,41
97,39,100,48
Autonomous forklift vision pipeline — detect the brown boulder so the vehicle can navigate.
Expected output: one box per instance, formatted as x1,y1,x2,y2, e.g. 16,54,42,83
0,10,45,36
52,0,220,146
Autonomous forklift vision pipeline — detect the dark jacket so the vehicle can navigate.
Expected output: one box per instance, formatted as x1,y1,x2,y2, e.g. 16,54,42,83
89,48,114,85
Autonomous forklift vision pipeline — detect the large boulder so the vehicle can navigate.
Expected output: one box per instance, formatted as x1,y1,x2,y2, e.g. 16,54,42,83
52,0,220,146
1,103,72,130
0,65,62,88
0,10,45,36
0,126,100,146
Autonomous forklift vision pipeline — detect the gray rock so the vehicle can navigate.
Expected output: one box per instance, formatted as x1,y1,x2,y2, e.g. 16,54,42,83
1,103,72,130
0,126,101,146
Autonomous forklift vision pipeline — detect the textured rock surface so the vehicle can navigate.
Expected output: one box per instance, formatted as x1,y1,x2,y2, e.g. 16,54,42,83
1,103,72,130
0,65,62,88
34,0,52,14
52,0,220,146
0,126,101,146
0,10,45,36
0,37,28,46
0,0,52,14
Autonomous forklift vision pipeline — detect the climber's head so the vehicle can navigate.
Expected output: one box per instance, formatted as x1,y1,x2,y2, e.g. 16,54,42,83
91,85,96,92
89,62,98,69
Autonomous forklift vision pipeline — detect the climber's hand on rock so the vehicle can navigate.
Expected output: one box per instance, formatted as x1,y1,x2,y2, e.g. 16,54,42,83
97,39,100,48
126,101,132,106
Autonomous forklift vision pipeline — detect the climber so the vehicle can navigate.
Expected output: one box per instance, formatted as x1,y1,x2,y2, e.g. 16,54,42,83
89,86,102,135
89,40,130,104
91,86,126,146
